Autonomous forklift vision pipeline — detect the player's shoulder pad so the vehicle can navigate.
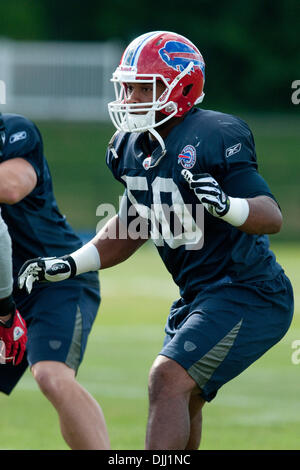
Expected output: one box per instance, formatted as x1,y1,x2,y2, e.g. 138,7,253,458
107,130,122,160
106,130,129,169
215,112,256,164
201,109,254,155
1,113,41,158
196,109,252,140
217,112,253,142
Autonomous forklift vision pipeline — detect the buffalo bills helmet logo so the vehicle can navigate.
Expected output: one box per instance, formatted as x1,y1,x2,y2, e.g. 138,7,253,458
159,41,205,76
178,145,196,169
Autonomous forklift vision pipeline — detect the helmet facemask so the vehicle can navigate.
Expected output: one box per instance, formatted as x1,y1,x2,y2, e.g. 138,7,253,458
108,71,180,134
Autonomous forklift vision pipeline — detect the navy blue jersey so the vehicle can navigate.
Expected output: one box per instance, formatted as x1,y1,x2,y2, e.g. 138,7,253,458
0,114,82,281
106,107,282,299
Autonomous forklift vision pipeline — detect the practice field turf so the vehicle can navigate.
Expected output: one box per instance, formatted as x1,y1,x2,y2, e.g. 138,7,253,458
0,242,299,450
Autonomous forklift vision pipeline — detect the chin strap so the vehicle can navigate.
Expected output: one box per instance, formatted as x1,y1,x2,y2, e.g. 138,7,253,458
147,128,167,168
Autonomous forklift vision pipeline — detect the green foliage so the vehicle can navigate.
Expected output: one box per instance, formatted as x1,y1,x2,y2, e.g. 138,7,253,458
1,0,299,110
0,1,46,40
38,120,120,231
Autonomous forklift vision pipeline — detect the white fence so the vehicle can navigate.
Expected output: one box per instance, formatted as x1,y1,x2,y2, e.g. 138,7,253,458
0,40,122,120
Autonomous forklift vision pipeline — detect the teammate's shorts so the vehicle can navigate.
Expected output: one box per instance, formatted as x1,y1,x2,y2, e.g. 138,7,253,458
0,271,100,395
160,271,294,402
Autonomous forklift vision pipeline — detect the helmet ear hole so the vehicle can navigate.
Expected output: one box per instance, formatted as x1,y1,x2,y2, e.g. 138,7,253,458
183,84,193,96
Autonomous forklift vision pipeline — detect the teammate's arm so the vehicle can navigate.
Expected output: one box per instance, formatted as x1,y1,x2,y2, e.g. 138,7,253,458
0,215,27,365
18,215,147,293
0,158,37,204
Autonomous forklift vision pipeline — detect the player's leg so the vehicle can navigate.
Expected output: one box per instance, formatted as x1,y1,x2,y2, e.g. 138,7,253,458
31,360,109,449
146,354,199,450
25,275,110,450
186,392,205,450
146,274,293,450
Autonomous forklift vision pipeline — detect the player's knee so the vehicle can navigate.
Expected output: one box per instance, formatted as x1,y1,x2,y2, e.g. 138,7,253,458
148,356,196,402
32,361,75,400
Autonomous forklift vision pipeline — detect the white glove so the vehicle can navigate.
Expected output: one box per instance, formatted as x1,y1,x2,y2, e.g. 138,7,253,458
18,256,75,294
182,169,249,226
182,170,230,217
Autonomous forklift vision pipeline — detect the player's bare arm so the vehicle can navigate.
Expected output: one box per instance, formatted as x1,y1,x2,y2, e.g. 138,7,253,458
182,170,282,235
90,214,148,269
18,215,147,293
0,158,37,204
240,195,282,234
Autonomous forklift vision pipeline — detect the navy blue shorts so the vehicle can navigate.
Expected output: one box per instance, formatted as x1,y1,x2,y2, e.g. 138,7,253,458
0,271,100,395
160,271,294,402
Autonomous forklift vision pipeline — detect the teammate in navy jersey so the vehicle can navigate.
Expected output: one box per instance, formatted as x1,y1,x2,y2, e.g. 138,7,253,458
0,113,109,449
19,31,294,450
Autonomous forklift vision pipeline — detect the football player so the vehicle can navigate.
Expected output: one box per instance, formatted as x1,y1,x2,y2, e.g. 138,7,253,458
19,31,294,450
0,112,109,449
0,113,27,367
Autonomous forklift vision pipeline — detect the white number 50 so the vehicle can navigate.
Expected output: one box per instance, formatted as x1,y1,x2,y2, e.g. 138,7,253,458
122,175,204,250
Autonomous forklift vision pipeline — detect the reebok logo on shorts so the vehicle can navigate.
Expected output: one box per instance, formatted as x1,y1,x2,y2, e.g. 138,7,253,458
184,341,197,352
49,340,62,350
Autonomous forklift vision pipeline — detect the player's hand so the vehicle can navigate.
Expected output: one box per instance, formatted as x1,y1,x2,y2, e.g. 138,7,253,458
182,169,230,217
0,310,27,365
18,256,76,294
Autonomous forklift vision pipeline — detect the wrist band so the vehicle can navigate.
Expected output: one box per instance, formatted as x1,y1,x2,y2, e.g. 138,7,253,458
222,197,249,227
70,243,101,275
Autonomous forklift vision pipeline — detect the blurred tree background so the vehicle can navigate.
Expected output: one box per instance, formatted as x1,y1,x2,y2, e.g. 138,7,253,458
0,0,299,239
0,0,299,112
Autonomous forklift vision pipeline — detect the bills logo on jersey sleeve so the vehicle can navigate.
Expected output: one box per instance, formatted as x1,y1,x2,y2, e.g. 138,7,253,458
178,145,196,169
159,41,205,76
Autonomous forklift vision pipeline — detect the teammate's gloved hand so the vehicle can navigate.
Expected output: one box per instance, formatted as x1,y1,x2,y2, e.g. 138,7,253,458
182,169,230,217
0,310,27,365
18,256,76,294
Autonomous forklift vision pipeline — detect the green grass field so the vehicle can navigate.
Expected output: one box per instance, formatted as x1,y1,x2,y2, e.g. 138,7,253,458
0,242,299,450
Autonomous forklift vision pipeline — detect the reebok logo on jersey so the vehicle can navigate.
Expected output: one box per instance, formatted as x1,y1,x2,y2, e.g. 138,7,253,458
9,131,27,145
225,142,242,158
